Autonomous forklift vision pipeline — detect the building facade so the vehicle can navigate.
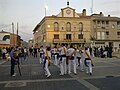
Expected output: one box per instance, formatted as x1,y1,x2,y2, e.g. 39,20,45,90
33,6,120,50
0,30,22,47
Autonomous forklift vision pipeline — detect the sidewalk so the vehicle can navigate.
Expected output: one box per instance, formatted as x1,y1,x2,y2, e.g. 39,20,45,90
0,55,120,90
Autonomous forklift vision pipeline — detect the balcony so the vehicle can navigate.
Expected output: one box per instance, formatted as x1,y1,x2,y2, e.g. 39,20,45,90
53,38,85,43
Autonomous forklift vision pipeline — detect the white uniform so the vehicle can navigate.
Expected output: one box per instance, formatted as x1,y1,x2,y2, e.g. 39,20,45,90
76,49,84,71
39,48,44,64
83,49,93,75
44,49,51,78
53,48,58,65
67,48,77,74
59,46,67,75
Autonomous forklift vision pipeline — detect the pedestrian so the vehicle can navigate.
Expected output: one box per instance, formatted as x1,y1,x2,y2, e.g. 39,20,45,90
10,47,19,77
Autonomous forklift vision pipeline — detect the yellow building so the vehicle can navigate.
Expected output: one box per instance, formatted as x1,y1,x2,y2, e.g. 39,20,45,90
33,5,120,50
33,6,91,47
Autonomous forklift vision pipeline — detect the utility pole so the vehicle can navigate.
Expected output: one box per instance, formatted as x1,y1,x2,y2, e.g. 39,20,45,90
17,22,18,46
12,22,14,46
91,0,93,14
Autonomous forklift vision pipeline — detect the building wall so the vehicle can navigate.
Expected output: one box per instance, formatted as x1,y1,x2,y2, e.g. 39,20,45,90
33,7,120,50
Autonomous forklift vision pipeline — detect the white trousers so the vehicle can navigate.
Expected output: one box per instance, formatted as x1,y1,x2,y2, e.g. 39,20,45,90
44,60,51,76
54,55,58,65
80,58,84,71
85,60,92,73
68,60,77,74
60,57,67,75
39,55,44,64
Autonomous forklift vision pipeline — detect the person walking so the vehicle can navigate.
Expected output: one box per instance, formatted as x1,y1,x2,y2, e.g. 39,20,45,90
43,45,51,78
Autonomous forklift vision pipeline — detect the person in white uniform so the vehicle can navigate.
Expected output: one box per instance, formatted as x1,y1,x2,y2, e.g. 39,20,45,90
59,43,67,75
76,47,84,71
66,45,77,75
83,47,93,75
39,46,44,64
43,46,51,78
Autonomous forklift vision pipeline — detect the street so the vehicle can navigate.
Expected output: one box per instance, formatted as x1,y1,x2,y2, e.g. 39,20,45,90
0,56,120,90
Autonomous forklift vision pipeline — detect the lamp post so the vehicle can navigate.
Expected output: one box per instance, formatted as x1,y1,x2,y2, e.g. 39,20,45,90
58,31,60,44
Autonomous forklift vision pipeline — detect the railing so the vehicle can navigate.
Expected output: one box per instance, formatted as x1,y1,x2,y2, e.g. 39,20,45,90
53,38,85,43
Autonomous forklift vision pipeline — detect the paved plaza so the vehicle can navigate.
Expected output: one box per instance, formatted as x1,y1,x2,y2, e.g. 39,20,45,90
0,56,120,90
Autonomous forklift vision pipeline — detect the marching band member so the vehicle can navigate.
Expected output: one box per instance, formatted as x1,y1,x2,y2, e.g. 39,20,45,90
83,47,94,75
43,45,51,78
66,44,77,75
76,47,84,71
59,43,67,75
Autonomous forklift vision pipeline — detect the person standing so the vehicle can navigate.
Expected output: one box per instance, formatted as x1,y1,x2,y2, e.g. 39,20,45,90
10,47,17,76
83,47,93,75
59,43,67,75
67,45,77,75
2,47,7,59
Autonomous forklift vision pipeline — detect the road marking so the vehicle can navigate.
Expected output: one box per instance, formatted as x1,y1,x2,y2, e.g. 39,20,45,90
71,74,101,90
0,78,75,84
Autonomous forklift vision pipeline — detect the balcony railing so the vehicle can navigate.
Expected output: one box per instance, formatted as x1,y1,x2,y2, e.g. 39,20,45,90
53,38,85,43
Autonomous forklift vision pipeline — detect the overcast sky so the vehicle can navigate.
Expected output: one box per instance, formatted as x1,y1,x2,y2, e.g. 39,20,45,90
0,0,120,41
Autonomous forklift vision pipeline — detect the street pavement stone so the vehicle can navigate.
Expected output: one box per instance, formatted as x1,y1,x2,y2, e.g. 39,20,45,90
85,76,120,90
0,55,120,90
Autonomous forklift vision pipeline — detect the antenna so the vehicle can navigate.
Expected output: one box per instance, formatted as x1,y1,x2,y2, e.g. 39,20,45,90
91,0,93,14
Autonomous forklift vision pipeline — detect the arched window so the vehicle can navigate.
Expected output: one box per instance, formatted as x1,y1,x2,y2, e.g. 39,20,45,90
79,22,83,34
54,22,59,31
66,22,71,31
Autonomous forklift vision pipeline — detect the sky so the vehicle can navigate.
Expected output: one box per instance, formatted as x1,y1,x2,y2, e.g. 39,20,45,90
0,0,120,41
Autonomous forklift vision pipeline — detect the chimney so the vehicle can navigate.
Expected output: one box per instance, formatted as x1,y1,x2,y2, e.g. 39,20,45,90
82,9,86,16
100,12,104,16
108,15,110,17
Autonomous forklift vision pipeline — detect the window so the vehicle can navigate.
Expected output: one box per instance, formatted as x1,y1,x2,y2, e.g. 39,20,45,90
106,21,109,25
97,21,101,27
101,32,105,39
79,22,83,31
97,32,100,39
54,22,59,31
117,21,120,29
62,27,64,30
54,34,59,39
106,32,109,35
117,32,120,38
66,34,71,40
66,22,71,31
78,34,83,39
93,20,96,28
102,21,105,28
